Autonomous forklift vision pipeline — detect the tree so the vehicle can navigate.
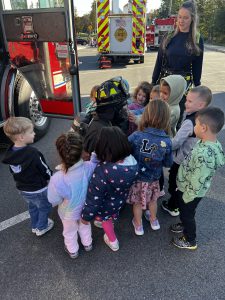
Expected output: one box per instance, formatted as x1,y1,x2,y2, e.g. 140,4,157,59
89,0,97,33
214,5,225,43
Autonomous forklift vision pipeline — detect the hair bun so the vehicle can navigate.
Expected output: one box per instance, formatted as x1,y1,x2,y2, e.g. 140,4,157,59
182,0,197,13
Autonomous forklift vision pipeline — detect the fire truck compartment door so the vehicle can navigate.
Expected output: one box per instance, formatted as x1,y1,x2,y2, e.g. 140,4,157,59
0,3,81,118
109,16,132,53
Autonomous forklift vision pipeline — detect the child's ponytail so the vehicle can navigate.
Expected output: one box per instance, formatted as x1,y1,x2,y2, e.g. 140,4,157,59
56,132,83,172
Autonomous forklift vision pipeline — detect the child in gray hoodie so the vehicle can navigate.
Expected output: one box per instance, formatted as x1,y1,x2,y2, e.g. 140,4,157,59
160,75,187,137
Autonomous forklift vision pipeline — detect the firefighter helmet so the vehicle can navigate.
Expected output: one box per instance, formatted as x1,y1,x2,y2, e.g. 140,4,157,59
95,76,130,109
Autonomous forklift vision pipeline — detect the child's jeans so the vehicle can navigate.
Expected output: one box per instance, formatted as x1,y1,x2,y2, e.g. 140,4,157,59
20,188,52,230
62,219,92,253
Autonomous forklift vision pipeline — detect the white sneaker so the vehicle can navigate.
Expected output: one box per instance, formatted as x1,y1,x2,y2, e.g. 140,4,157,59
84,244,93,252
150,218,160,230
64,246,79,259
103,234,119,251
32,228,37,233
132,218,144,236
159,190,165,197
94,220,103,229
36,219,54,236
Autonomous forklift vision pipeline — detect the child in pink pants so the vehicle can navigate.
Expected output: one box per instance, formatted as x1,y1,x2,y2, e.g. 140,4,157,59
48,132,97,258
81,127,138,251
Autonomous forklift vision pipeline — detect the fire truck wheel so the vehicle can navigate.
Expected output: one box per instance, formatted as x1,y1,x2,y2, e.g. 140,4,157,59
14,75,51,141
140,56,144,64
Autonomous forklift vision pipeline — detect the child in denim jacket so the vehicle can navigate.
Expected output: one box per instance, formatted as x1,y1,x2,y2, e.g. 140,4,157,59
127,100,173,235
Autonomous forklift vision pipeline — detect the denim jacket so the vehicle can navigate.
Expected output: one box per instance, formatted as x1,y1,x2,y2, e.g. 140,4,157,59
128,127,173,182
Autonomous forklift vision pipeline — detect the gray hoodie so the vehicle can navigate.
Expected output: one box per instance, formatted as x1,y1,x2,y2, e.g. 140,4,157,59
161,75,187,136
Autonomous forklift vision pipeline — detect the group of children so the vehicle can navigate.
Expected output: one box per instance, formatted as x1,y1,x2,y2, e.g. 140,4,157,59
2,74,225,258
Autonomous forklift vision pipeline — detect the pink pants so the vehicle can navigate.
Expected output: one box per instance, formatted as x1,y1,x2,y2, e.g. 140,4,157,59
62,219,92,253
102,219,117,242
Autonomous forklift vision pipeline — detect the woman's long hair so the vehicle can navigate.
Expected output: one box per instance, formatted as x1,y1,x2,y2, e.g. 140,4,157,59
162,0,201,55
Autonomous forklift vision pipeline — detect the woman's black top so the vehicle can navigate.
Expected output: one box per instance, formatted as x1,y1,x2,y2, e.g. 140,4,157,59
152,31,204,86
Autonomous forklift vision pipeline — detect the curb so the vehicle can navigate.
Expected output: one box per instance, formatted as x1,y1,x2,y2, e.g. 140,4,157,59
205,44,225,54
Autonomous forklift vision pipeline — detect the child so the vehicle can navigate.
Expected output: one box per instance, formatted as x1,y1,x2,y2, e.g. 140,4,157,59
48,132,97,258
161,86,212,217
71,84,100,133
128,82,152,134
127,100,173,235
2,117,53,236
81,126,138,252
83,77,130,155
128,84,160,130
160,75,187,137
171,107,225,249
150,85,160,101
128,82,152,110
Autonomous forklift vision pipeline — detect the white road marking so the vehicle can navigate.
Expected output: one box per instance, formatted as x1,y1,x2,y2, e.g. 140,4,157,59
0,211,30,232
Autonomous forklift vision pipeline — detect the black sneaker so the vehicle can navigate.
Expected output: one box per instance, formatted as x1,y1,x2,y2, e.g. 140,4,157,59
172,236,197,250
170,222,183,233
161,200,179,217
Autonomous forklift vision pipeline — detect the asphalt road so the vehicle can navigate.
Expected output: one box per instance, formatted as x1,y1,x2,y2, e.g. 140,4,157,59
0,47,225,300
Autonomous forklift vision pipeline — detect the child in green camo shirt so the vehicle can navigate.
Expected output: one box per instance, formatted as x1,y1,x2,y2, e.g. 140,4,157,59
170,107,225,250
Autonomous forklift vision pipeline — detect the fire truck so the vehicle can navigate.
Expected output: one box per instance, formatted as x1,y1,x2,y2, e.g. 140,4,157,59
0,0,80,146
146,16,176,49
97,0,147,66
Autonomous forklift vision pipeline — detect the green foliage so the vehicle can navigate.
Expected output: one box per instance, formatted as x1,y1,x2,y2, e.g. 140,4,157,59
75,0,97,35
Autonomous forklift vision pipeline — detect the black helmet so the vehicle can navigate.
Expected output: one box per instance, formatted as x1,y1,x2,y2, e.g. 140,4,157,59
95,76,130,110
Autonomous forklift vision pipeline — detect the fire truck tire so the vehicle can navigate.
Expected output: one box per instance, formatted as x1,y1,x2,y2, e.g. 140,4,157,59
14,75,51,141
140,56,144,63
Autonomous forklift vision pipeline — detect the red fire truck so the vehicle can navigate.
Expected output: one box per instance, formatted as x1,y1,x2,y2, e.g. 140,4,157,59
0,0,80,146
146,16,176,49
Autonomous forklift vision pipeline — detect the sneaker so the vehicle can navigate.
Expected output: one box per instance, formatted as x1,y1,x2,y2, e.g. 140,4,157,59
94,220,103,229
161,200,180,217
84,244,93,252
159,190,166,197
144,210,150,222
36,219,54,236
32,228,37,233
64,246,79,258
170,222,183,233
103,234,119,252
150,218,160,230
132,218,144,236
172,236,197,250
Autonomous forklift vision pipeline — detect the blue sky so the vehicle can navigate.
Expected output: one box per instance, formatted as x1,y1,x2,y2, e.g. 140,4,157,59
75,0,162,16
